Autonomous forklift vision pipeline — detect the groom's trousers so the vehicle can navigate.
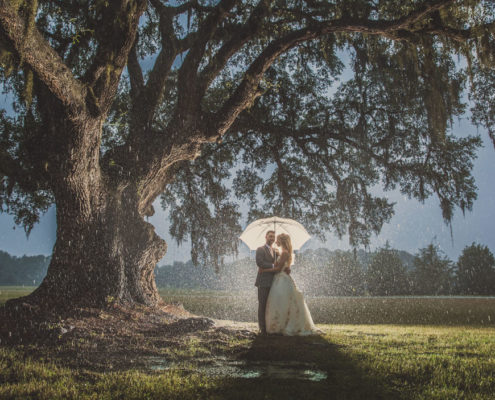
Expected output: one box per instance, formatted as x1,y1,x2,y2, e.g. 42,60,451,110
257,286,271,333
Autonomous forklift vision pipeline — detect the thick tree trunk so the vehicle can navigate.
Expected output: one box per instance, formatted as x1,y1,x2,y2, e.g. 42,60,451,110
6,110,169,311
14,184,167,311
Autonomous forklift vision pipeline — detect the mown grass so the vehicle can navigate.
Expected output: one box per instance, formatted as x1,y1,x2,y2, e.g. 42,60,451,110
2,286,495,325
0,286,35,305
2,287,495,399
0,346,215,400
158,289,495,325
1,325,495,399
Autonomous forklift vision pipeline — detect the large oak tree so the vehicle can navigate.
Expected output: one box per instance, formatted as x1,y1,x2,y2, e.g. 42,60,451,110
0,0,493,311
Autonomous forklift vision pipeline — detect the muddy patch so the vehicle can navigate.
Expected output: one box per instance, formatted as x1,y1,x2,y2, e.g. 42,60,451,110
146,356,327,382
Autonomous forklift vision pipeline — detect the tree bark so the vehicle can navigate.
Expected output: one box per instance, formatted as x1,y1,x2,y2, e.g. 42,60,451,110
9,183,167,311
6,105,170,311
37,193,164,309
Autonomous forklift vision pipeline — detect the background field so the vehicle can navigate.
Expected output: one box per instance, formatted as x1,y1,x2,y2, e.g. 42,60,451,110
2,286,495,325
2,287,495,399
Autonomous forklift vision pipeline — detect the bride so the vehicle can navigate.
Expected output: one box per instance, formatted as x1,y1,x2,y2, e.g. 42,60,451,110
260,233,319,336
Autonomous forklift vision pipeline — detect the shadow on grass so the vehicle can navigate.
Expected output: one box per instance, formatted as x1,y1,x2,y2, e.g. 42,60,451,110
211,333,399,400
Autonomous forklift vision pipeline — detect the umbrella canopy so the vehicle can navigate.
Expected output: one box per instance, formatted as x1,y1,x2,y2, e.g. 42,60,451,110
239,216,311,251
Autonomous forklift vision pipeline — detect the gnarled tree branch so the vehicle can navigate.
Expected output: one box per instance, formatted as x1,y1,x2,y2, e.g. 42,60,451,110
82,0,147,116
128,37,145,101
176,0,238,113
0,1,85,115
196,0,272,99
207,0,458,139
129,2,178,132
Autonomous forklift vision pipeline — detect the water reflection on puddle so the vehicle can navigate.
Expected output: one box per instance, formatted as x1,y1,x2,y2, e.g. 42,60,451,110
233,363,327,382
147,356,171,371
147,357,327,382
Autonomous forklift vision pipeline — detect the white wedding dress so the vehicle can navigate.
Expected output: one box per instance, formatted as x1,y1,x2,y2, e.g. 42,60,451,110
265,258,319,336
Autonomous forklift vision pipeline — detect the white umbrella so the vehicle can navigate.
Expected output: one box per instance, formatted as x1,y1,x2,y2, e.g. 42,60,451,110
239,216,311,251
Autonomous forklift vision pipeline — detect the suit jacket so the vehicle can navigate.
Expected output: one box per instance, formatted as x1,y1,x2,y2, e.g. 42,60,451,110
255,245,278,288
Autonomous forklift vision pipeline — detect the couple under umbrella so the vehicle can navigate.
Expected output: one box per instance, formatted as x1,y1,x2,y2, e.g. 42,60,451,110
240,217,320,336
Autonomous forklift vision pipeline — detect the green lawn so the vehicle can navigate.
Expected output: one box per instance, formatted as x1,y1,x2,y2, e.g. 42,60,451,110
2,286,495,325
158,288,495,325
0,286,35,305
1,287,495,399
1,324,495,399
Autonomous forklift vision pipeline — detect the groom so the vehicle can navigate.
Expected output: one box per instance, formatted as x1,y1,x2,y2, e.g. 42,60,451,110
255,230,290,335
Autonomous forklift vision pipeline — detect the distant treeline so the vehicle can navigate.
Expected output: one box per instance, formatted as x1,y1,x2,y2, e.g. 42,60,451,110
155,242,495,296
0,251,50,286
1,242,494,296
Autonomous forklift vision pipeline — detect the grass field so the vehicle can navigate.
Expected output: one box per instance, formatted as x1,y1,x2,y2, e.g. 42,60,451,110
2,287,495,399
0,286,35,305
1,324,494,399
158,288,495,325
2,286,495,325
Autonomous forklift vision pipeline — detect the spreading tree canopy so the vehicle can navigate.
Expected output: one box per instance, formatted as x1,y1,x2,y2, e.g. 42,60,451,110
0,0,494,309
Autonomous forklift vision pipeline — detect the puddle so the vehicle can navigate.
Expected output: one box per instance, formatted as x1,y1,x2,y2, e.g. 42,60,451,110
146,357,327,382
239,364,327,381
146,356,172,371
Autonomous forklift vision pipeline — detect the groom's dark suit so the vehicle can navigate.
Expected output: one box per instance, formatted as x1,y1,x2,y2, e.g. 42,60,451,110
255,244,277,333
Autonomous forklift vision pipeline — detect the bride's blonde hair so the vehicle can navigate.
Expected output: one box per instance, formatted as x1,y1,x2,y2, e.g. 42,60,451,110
277,233,293,265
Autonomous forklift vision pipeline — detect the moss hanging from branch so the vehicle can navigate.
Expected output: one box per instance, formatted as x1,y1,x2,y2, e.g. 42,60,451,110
22,67,33,107
421,38,448,142
24,0,38,38
0,45,15,77
475,28,495,68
